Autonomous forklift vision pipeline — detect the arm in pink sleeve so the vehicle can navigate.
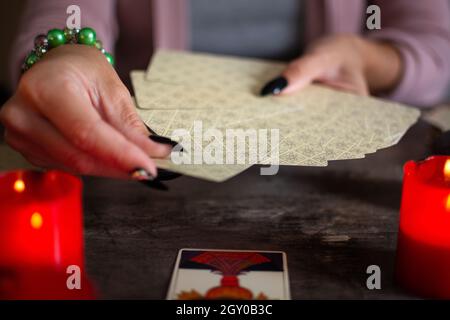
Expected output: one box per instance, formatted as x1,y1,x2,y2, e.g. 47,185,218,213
8,0,118,89
367,0,450,107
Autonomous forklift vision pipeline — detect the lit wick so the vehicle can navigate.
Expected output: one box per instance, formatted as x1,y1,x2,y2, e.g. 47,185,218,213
13,179,25,193
445,159,450,181
444,160,450,211
30,212,43,229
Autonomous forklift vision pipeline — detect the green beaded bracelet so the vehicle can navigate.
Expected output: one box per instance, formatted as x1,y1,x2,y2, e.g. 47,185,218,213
22,27,114,73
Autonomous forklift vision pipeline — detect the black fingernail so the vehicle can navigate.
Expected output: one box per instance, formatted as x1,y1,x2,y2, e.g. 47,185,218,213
131,168,169,190
260,76,288,96
130,168,155,181
156,168,182,181
144,123,157,135
149,135,177,147
139,179,169,191
149,135,184,152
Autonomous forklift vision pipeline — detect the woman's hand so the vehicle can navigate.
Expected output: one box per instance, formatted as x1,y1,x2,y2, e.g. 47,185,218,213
261,34,403,97
0,45,171,179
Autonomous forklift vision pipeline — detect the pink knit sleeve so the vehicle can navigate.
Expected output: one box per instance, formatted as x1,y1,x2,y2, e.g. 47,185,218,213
367,0,450,107
9,0,118,89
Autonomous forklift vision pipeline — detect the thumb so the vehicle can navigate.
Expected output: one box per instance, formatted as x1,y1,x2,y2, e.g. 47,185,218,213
260,54,329,96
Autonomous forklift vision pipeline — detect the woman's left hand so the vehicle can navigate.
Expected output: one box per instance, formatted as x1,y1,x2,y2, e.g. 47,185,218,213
261,34,402,97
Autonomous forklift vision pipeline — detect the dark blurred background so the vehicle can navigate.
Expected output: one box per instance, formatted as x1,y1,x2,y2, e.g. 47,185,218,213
0,1,25,104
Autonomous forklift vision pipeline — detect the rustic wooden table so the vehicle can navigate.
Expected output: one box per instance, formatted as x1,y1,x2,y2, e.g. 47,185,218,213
72,120,437,299
0,118,439,299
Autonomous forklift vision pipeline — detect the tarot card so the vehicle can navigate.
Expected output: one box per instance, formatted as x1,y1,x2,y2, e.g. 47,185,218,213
167,248,290,300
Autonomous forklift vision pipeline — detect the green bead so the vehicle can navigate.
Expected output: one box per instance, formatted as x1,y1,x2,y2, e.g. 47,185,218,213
25,51,39,67
47,29,67,48
78,27,96,46
104,52,115,66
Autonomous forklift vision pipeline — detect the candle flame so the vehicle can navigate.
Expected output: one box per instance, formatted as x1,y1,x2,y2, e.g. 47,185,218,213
30,212,43,229
13,179,25,193
445,159,450,181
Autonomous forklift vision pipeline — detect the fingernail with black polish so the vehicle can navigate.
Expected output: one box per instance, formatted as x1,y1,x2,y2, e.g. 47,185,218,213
156,168,182,181
130,168,155,181
130,168,169,190
140,179,169,191
260,76,288,96
149,135,184,152
144,123,157,135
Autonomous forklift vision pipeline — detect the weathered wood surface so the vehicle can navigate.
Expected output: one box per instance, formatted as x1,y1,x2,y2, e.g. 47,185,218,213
0,120,438,298
80,120,437,299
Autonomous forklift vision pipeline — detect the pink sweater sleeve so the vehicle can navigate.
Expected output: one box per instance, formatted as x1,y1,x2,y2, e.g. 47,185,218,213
9,0,118,89
368,0,450,107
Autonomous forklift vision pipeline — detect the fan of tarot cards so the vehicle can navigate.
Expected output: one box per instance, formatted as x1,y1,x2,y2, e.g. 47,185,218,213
132,50,420,182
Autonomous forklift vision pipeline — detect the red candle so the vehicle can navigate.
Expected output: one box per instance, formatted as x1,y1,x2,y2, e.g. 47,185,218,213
0,170,94,299
396,156,450,298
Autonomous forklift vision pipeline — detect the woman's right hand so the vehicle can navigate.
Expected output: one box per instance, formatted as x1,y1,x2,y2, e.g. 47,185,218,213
0,45,171,179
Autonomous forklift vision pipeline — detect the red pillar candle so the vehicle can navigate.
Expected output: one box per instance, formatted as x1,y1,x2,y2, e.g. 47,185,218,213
0,170,93,299
396,156,450,298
